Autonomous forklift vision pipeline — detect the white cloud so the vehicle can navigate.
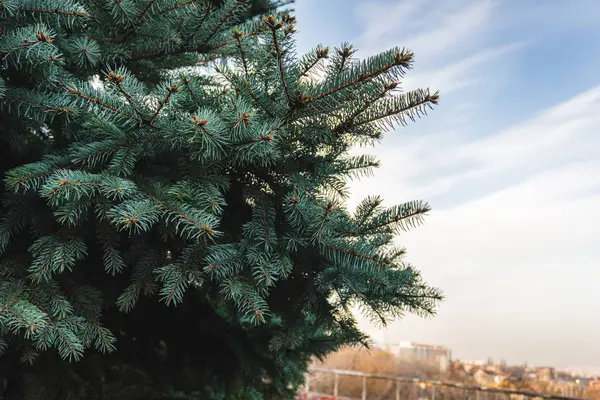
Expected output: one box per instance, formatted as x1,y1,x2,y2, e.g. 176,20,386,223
343,0,600,368
353,0,522,100
349,83,600,369
293,0,600,368
357,156,600,367
403,42,525,94
356,0,496,61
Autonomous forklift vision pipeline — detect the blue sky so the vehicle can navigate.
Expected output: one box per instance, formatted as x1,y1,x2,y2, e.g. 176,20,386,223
292,0,600,371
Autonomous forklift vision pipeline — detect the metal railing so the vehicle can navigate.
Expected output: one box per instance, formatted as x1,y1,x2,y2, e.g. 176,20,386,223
303,367,585,400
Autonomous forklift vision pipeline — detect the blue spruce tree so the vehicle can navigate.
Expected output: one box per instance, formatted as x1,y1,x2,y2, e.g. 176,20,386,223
0,0,442,398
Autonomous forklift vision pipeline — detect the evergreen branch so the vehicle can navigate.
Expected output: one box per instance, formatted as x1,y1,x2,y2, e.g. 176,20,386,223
200,0,248,48
149,84,180,125
353,195,384,229
165,269,186,305
116,248,160,312
260,202,271,249
221,71,281,121
152,195,219,240
299,47,329,79
0,32,53,57
17,8,93,18
325,243,392,266
205,255,238,273
64,84,122,115
308,49,412,104
112,0,134,25
135,32,179,44
181,5,213,48
332,82,397,134
106,72,146,121
244,293,265,323
234,31,249,75
334,155,380,179
5,157,69,192
131,42,228,60
3,95,73,115
314,202,333,239
204,245,243,279
265,16,293,106
334,43,356,73
180,76,198,103
109,199,161,234
138,0,157,20
42,176,96,201
351,90,440,129
157,0,204,16
156,264,195,306
97,223,126,275
363,200,430,234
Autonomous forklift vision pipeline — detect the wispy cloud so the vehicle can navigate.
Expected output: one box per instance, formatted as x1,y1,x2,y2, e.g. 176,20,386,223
353,0,518,96
294,0,600,367
331,0,600,367
355,0,495,60
350,87,600,366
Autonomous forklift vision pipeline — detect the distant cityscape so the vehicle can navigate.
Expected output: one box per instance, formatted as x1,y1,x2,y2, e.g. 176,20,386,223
380,341,600,398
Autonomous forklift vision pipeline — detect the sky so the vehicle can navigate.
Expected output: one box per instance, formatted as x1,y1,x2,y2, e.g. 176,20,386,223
292,0,600,371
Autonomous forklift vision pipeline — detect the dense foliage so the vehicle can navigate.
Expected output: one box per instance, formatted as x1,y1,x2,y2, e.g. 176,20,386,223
0,0,442,398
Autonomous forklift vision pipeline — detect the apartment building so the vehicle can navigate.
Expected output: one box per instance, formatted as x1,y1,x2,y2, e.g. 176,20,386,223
385,341,452,372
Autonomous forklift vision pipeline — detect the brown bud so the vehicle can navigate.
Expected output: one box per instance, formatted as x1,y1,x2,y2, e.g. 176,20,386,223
273,21,284,30
301,95,312,104
202,225,215,235
394,50,412,67
192,116,208,127
259,134,272,142
108,71,125,83
233,29,244,39
170,84,181,92
263,15,276,27
240,112,251,127
321,201,334,212
316,48,329,58
384,82,399,91
338,46,353,58
35,32,52,43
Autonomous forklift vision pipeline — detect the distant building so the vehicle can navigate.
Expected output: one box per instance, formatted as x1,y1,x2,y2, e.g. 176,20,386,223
463,360,486,366
385,341,452,372
474,369,495,386
536,367,557,382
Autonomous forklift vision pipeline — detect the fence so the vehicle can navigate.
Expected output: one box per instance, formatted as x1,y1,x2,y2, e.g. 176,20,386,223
301,367,585,400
